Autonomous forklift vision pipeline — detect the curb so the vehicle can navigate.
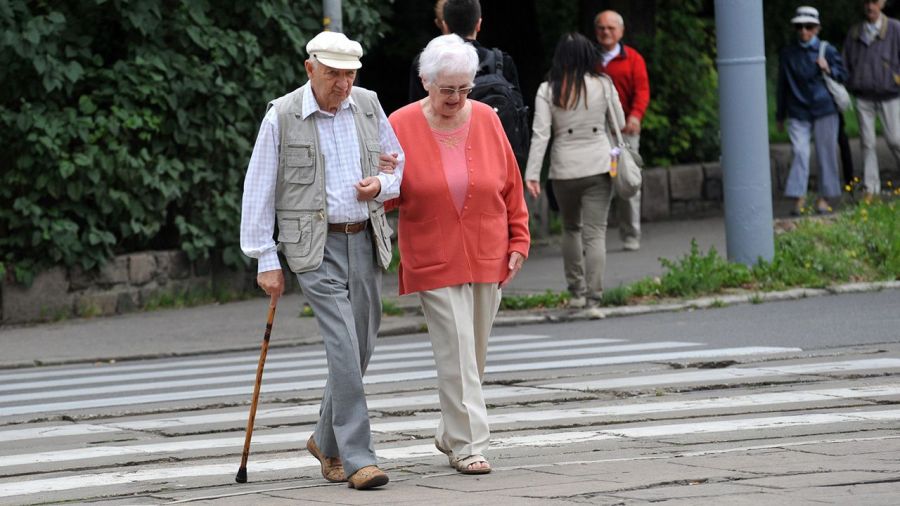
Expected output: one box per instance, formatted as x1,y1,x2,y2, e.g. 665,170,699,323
2,281,897,370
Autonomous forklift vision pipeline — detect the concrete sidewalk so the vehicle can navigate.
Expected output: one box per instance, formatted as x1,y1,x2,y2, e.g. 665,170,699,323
0,217,728,368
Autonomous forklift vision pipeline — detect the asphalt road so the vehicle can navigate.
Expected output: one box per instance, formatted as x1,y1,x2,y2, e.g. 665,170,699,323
1,290,898,505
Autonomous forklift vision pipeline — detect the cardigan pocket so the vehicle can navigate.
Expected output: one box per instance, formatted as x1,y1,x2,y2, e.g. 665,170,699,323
404,217,447,268
476,212,508,259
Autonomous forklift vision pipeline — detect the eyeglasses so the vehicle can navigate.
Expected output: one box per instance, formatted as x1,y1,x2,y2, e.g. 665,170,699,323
794,23,818,31
436,86,473,96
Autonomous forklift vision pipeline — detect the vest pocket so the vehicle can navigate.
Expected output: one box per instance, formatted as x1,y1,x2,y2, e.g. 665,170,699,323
284,144,315,184
277,215,312,257
365,141,381,177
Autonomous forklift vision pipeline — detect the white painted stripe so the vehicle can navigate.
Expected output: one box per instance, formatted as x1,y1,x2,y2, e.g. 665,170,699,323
0,346,801,417
0,337,625,393
9,356,890,441
0,386,543,442
544,358,900,391
5,384,897,468
0,334,551,383
372,384,900,432
3,408,899,498
484,346,801,374
0,341,698,405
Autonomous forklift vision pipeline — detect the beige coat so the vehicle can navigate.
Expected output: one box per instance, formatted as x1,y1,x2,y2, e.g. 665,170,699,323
524,74,625,182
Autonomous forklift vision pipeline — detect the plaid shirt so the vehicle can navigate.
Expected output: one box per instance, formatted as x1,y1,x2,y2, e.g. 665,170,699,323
240,85,404,273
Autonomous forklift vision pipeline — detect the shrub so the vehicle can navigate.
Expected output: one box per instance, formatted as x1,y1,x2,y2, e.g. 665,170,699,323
0,1,392,285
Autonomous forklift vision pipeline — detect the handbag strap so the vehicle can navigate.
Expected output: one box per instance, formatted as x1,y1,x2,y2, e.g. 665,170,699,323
602,75,625,147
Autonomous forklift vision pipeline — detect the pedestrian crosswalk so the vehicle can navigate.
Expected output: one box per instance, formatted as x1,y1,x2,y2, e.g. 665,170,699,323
1,332,898,503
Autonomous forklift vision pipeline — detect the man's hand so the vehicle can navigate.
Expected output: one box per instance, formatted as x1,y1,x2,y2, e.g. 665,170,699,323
257,269,284,302
355,177,382,201
379,152,399,174
500,251,525,288
623,115,642,135
526,180,542,199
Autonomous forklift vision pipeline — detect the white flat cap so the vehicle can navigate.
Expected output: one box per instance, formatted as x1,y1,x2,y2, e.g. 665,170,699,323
790,6,820,25
306,31,363,70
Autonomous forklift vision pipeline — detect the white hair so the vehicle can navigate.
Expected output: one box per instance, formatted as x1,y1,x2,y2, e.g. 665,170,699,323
418,34,478,85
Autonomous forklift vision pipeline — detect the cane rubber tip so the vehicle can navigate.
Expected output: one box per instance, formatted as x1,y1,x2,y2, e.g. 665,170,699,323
235,467,248,483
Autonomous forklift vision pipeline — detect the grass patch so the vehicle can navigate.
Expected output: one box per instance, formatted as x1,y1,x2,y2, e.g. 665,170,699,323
500,290,569,310
529,198,898,309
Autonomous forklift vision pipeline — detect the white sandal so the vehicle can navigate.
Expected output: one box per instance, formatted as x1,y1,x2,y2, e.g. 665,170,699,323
452,454,491,475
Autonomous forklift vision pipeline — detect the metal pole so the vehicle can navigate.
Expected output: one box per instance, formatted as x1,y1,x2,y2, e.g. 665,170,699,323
714,0,774,265
323,0,342,33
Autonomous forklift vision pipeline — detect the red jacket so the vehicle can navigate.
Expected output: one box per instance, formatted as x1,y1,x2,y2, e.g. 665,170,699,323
601,44,650,120
387,101,530,295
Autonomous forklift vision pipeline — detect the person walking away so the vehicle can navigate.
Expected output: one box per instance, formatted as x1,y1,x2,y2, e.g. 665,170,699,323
240,31,404,490
524,33,624,309
594,10,649,252
409,0,530,168
776,6,848,215
388,34,530,474
843,0,900,199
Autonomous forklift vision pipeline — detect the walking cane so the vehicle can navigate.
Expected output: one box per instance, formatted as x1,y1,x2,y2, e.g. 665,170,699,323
235,297,277,483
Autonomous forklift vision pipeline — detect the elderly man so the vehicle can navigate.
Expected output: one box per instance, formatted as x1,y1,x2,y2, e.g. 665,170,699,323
240,31,403,490
595,10,650,252
843,0,900,198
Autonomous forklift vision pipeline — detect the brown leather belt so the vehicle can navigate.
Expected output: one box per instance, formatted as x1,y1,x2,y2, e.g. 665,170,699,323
327,220,368,234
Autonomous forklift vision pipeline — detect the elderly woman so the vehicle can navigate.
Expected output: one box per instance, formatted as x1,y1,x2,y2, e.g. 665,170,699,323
387,34,530,474
776,6,847,215
524,33,624,309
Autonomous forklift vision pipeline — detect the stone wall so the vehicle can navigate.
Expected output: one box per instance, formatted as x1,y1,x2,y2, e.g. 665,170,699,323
0,251,256,325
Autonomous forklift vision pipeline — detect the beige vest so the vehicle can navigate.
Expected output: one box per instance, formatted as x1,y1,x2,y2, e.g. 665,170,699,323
268,85,393,273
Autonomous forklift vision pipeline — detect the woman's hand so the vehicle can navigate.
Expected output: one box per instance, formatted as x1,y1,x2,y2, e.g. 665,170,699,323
378,152,399,174
816,57,830,74
526,180,541,199
500,251,525,288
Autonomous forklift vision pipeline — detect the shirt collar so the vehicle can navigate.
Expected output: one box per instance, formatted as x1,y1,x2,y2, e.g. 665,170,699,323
301,83,355,120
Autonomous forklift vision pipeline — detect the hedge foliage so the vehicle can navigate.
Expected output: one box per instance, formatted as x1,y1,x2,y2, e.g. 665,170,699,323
640,0,720,166
0,0,391,284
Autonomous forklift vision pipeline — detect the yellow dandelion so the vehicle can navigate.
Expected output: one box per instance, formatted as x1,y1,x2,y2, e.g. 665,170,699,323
853,176,860,182
844,184,852,192
888,180,894,187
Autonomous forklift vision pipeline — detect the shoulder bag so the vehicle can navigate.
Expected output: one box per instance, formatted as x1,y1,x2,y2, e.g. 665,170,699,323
602,75,642,199
818,41,852,112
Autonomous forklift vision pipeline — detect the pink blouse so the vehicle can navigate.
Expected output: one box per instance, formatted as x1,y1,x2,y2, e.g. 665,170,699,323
431,118,471,213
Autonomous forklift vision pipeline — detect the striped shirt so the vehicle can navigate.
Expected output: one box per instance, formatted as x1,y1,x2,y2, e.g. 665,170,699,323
240,84,404,273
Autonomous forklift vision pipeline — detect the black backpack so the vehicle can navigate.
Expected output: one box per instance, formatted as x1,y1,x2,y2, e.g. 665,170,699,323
469,48,531,167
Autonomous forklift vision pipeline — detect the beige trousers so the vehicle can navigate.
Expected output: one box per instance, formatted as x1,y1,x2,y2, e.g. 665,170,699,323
419,282,501,458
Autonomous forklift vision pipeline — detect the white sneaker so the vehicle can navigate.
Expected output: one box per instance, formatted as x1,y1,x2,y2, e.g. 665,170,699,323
623,237,640,251
569,296,586,309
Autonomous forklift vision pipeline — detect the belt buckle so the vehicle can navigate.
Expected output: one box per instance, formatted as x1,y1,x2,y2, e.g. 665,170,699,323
344,222,353,233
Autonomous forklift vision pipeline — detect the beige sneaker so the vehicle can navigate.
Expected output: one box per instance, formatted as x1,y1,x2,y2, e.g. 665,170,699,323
569,296,586,309
347,465,389,490
623,237,640,251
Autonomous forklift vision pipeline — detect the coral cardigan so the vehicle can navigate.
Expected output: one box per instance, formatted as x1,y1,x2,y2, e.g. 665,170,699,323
387,101,530,295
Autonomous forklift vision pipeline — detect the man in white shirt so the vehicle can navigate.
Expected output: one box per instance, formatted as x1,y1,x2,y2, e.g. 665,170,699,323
240,31,403,490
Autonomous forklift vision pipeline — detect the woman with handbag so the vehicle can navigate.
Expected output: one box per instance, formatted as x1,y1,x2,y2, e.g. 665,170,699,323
524,32,625,309
776,6,848,216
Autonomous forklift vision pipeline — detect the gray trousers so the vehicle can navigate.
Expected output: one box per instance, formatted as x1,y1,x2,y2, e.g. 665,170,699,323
551,173,614,301
296,230,381,477
856,96,900,195
785,114,841,199
615,133,642,242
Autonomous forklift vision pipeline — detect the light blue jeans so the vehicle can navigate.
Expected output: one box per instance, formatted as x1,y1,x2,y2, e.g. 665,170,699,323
785,114,841,199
